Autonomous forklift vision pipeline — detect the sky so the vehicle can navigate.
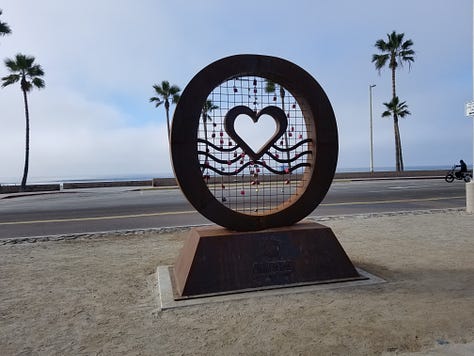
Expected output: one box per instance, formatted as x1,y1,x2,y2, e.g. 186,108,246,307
0,0,473,183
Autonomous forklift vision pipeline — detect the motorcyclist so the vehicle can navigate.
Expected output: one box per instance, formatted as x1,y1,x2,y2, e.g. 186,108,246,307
455,159,467,178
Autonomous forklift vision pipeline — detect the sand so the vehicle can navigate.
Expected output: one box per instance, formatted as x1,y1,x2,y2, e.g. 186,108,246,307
1,210,473,355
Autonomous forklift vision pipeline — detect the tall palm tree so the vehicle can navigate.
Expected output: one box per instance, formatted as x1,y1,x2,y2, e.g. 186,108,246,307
0,9,12,38
2,54,45,190
381,97,411,171
150,81,180,140
264,80,291,169
372,31,415,171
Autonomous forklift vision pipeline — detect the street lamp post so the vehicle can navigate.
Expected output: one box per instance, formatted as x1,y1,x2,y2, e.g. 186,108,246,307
472,0,474,174
369,84,376,173
467,0,474,213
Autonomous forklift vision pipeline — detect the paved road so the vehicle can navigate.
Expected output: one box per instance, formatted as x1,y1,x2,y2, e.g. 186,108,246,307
0,178,466,239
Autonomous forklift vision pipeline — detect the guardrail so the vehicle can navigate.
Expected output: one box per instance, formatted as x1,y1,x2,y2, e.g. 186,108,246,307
62,180,152,189
334,170,446,180
0,184,61,194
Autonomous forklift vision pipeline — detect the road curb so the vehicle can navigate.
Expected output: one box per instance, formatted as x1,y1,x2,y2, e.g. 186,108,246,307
0,208,465,246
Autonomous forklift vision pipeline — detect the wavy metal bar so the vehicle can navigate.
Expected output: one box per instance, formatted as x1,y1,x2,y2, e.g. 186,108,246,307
197,138,239,152
200,161,311,176
271,138,312,152
265,150,312,164
197,151,242,165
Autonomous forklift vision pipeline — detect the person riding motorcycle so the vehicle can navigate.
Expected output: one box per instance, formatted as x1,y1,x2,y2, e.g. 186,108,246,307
455,159,467,179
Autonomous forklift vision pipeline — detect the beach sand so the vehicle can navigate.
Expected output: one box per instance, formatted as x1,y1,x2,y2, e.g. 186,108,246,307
1,210,473,355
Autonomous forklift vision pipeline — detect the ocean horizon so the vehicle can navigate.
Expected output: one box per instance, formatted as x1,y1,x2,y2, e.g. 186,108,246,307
0,165,454,185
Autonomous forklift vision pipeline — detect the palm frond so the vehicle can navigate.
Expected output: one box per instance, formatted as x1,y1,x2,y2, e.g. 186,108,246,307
13,54,34,70
1,74,20,87
372,54,389,71
394,32,405,46
32,77,45,89
397,101,411,118
161,80,170,92
374,39,388,51
400,49,415,57
152,84,166,97
169,85,180,95
28,64,45,77
4,57,19,72
401,39,414,50
381,110,391,118
0,21,11,35
0,9,11,36
373,31,415,73
264,80,276,93
2,53,45,92
172,93,180,104
203,99,218,112
202,100,218,122
150,80,181,109
149,96,163,107
381,96,411,119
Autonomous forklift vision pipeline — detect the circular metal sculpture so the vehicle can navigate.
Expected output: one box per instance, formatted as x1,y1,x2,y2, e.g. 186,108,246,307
171,54,338,231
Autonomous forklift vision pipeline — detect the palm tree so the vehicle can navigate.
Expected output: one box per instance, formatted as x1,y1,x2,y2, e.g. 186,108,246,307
0,9,12,38
201,100,218,172
372,31,415,171
202,99,218,142
264,80,291,169
150,81,180,140
372,31,415,99
2,54,45,190
381,97,411,171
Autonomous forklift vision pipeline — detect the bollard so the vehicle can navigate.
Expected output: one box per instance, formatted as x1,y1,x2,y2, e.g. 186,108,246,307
467,181,474,213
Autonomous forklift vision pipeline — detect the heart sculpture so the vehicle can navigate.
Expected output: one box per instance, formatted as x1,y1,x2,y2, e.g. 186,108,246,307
224,105,288,161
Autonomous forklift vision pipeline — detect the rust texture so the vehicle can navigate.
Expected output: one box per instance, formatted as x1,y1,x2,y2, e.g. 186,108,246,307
170,54,338,231
173,223,361,298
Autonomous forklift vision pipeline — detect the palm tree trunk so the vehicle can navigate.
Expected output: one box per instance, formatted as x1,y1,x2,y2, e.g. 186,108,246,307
399,143,404,171
21,89,30,190
165,100,171,141
397,125,404,171
201,112,209,173
391,67,397,98
391,66,403,171
279,87,291,170
393,116,404,172
393,119,399,172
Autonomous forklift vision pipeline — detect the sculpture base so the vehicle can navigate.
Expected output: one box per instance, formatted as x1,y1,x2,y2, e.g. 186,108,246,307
173,222,363,299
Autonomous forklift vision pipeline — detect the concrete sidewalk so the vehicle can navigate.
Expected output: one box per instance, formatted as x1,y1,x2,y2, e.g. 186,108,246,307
401,341,474,356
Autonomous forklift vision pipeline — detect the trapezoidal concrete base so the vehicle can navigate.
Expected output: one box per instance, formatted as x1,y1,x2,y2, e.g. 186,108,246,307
172,222,363,299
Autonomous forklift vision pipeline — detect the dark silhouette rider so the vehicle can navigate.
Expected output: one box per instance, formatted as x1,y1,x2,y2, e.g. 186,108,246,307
455,159,467,178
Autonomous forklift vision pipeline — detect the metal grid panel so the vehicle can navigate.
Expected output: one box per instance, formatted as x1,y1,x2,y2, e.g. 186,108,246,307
197,76,312,215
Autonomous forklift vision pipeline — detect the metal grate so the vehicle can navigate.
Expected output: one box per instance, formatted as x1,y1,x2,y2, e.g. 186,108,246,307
197,75,313,215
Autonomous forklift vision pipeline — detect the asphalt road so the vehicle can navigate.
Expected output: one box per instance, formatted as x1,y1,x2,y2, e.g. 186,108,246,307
0,178,467,239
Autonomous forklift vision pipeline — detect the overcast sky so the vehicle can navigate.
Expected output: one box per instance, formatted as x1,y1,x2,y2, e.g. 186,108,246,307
0,0,473,183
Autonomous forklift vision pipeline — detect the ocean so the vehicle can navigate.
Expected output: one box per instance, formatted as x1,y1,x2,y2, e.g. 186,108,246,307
0,165,452,185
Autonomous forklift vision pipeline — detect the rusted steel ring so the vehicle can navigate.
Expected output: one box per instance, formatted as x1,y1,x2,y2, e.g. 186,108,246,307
171,54,338,231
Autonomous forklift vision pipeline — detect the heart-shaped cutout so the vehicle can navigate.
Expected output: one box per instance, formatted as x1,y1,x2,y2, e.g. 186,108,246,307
224,105,288,161
234,113,276,153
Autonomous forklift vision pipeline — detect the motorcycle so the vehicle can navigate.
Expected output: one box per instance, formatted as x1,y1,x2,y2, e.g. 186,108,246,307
445,165,472,183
